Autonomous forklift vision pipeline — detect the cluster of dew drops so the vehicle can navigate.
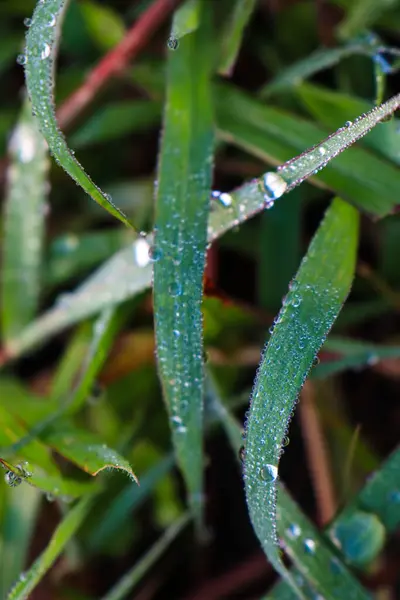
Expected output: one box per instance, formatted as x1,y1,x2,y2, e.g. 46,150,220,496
2,461,32,488
17,13,57,66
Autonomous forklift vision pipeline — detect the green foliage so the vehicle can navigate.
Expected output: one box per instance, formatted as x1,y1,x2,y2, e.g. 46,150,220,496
0,0,400,598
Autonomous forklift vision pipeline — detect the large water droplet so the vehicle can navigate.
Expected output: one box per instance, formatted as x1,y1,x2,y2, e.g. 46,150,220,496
261,172,288,202
169,282,182,297
41,44,51,60
5,471,22,488
23,18,32,27
148,245,162,263
260,463,278,483
16,54,27,66
17,461,32,478
167,36,179,50
292,294,302,308
133,237,151,267
286,523,301,539
304,538,317,554
345,120,352,127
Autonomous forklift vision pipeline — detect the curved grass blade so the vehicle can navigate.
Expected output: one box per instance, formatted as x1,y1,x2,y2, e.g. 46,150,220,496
338,0,398,40
153,1,214,527
24,0,136,230
101,512,191,600
1,98,49,342
267,447,400,599
218,0,257,76
273,489,372,600
244,198,359,590
171,0,201,42
6,496,93,600
208,381,370,598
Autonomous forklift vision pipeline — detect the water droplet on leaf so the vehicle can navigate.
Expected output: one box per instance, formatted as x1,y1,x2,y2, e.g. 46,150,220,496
133,237,151,267
286,523,301,539
41,44,51,60
148,245,162,262
261,172,288,202
167,36,179,50
16,54,27,66
260,464,278,483
304,538,317,554
169,282,182,297
5,471,22,488
23,18,32,27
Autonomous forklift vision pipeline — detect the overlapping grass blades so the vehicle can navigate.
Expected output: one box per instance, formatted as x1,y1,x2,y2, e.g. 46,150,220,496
152,0,214,528
244,198,359,590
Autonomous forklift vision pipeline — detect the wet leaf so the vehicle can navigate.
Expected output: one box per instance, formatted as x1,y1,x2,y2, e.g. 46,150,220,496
6,496,93,600
24,0,136,229
218,0,257,76
153,0,214,527
244,199,358,589
1,99,49,341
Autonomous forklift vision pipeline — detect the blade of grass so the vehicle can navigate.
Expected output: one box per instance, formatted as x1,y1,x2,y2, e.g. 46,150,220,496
152,0,214,528
208,380,370,599
216,84,400,217
100,512,191,600
218,0,257,76
1,98,49,341
244,198,358,591
0,485,41,599
297,83,400,165
24,0,137,230
6,496,93,600
267,446,400,599
337,0,398,40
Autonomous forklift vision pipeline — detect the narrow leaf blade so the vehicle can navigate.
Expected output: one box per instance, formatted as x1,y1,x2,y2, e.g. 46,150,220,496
153,1,214,526
244,199,359,584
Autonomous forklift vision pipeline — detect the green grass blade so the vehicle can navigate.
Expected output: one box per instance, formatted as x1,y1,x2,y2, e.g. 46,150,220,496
272,490,372,600
100,512,191,600
244,198,359,589
0,485,41,599
259,40,374,97
153,1,214,527
6,496,93,600
209,382,370,599
297,83,400,165
216,84,400,217
267,447,400,599
338,0,398,40
24,0,136,229
218,0,257,76
313,336,400,379
1,99,49,341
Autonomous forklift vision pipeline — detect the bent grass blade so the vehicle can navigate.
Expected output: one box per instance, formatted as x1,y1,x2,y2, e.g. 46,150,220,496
24,0,137,230
244,198,359,594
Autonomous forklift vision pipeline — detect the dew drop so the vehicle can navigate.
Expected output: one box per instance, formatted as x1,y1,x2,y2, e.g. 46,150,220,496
16,54,27,66
261,172,288,202
23,18,32,27
133,237,151,267
239,446,245,463
219,192,232,207
345,120,352,127
41,44,51,60
148,245,162,263
169,282,182,297
286,523,301,539
167,36,179,50
45,492,55,502
17,461,33,478
318,146,326,155
5,471,22,488
292,294,302,307
172,329,181,338
282,435,290,447
304,538,317,554
48,15,56,27
260,463,278,483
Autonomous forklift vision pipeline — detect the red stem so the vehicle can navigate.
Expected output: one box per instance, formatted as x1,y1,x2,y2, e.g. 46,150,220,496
57,0,184,129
